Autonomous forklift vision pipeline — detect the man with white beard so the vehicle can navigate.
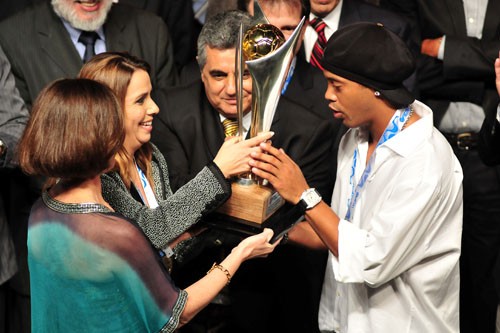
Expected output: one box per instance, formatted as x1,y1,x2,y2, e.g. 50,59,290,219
0,0,177,108
0,1,176,332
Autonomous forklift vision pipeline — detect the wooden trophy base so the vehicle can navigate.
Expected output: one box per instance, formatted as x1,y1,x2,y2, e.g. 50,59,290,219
217,181,285,224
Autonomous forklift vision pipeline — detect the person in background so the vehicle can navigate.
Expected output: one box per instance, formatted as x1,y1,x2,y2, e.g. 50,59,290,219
479,51,500,166
478,51,500,333
17,77,278,333
304,0,417,91
118,0,198,72
379,1,500,331
0,0,177,109
250,22,463,333
0,45,29,333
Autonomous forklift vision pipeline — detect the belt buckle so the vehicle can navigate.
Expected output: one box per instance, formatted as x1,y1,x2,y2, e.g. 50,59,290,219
456,132,472,150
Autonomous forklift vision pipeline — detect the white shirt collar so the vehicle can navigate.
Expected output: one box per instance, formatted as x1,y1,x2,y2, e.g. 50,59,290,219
304,0,343,61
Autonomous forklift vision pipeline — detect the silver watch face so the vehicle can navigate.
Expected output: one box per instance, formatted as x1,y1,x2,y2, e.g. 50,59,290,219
302,189,321,208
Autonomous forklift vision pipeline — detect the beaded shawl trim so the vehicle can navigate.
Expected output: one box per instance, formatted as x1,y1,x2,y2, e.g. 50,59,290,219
42,191,112,214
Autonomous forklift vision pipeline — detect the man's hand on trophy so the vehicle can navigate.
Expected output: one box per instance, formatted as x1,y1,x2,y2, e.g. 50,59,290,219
249,142,309,204
214,131,274,178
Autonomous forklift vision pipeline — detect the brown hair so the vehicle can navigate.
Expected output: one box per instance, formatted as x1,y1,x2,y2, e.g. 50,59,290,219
78,52,154,190
18,78,124,187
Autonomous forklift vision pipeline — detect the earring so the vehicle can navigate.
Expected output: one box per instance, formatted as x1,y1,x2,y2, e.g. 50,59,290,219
374,91,381,97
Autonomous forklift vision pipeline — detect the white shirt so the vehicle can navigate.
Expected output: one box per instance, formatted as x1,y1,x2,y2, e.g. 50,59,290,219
319,101,463,333
304,0,343,62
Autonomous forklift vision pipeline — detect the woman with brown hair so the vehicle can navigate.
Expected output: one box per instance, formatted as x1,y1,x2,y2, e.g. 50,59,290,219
19,78,277,332
78,52,272,254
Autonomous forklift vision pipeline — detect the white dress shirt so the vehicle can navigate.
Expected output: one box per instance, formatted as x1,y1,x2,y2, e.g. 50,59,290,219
319,101,463,333
303,0,343,62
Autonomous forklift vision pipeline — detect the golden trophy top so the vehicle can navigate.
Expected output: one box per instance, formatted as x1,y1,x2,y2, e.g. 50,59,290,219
242,24,285,60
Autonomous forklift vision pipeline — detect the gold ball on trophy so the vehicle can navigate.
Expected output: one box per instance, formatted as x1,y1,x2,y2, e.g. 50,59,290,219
242,24,286,60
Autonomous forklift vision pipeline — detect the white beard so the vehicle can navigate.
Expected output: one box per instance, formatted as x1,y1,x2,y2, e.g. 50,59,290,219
51,0,113,31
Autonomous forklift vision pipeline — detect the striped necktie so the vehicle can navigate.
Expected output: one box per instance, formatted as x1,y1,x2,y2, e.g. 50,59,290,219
309,18,327,70
222,118,239,137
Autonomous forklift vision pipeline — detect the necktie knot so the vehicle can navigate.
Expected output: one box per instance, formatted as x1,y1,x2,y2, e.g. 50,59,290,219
78,31,99,63
309,18,327,70
222,118,239,137
310,18,326,34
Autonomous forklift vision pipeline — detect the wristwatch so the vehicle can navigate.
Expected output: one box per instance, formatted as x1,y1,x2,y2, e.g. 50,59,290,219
298,188,322,211
0,139,6,157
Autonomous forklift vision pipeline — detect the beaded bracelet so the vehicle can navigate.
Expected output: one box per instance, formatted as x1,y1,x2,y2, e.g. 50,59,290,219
207,262,232,285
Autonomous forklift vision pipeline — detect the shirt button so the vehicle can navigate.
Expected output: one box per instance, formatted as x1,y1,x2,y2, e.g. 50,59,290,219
468,17,474,24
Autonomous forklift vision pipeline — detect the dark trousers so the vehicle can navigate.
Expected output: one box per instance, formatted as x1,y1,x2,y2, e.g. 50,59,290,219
454,148,500,333
0,282,30,333
0,169,39,333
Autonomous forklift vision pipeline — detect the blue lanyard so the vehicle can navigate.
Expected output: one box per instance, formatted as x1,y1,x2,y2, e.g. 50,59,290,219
345,107,412,221
135,162,159,209
281,59,296,95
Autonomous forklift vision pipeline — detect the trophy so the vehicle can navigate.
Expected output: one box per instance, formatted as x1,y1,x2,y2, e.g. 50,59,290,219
215,0,306,237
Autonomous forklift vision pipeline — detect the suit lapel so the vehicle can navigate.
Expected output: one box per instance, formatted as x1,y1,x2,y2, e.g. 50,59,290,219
200,92,225,158
444,0,467,36
37,2,81,76
482,0,500,40
338,0,362,28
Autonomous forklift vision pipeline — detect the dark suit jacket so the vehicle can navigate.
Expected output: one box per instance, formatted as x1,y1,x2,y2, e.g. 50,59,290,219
338,0,413,44
285,52,332,120
381,0,500,125
151,79,336,333
0,1,177,108
305,0,417,93
479,105,500,166
118,0,197,70
0,45,28,168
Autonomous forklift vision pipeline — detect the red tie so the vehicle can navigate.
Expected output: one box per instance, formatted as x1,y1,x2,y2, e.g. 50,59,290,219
309,18,327,70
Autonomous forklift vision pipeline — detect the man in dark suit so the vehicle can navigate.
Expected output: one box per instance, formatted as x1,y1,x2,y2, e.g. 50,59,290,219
479,53,500,167
304,0,417,91
0,45,28,333
152,10,337,333
478,50,500,333
0,2,176,332
380,1,500,332
0,0,177,109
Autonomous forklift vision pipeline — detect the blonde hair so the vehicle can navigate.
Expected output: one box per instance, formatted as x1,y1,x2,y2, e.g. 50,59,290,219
78,52,155,191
